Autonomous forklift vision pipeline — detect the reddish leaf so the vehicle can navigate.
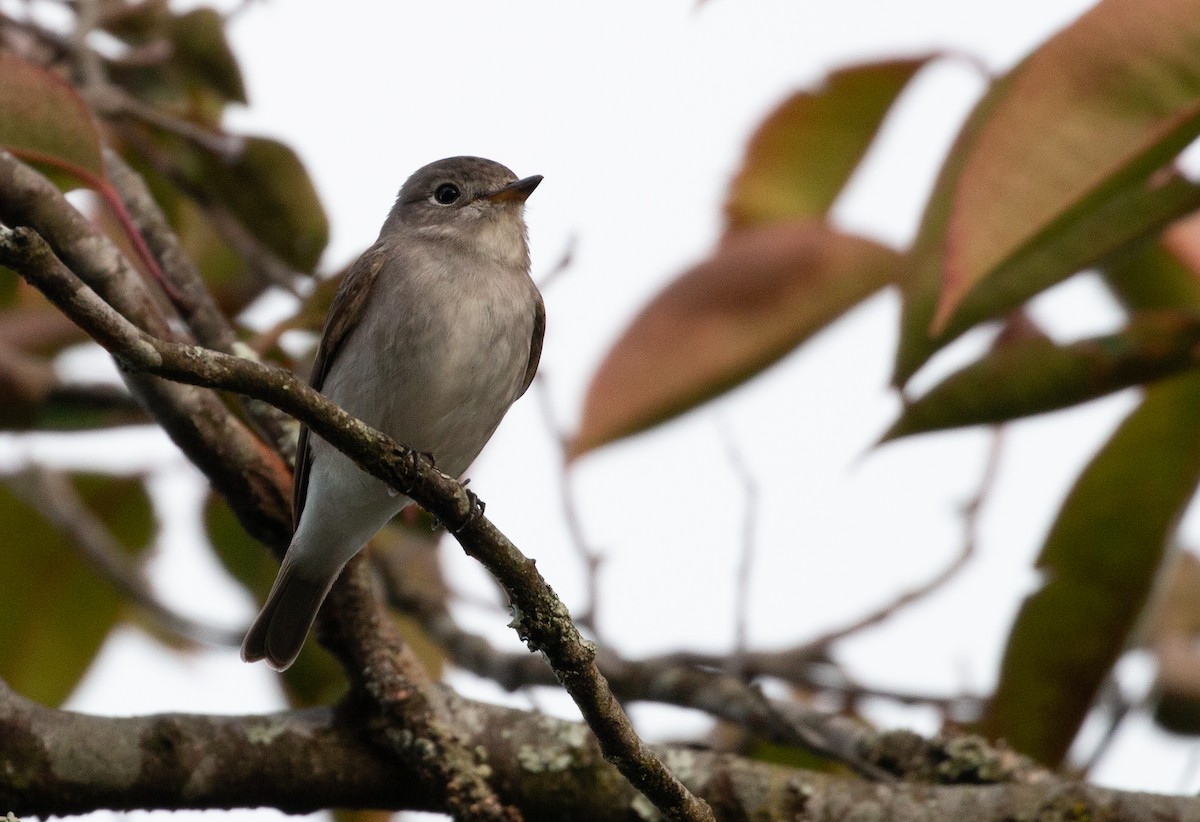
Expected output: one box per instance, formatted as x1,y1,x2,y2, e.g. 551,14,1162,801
0,54,106,189
935,0,1200,332
725,56,933,228
570,220,899,458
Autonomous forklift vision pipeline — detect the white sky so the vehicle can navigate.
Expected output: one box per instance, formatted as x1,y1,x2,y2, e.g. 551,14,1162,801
8,1,1200,819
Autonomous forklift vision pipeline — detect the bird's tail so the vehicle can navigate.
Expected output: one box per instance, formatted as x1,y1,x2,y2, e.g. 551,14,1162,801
241,559,332,671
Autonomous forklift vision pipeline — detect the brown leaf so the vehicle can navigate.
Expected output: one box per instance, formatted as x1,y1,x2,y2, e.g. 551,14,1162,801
570,220,899,458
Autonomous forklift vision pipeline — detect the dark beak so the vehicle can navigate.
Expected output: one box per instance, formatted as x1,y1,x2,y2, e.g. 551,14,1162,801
482,174,543,203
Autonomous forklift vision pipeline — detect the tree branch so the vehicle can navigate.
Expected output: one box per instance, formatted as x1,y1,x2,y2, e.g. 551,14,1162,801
0,223,713,821
4,466,243,647
0,148,294,551
319,556,521,821
4,677,1196,821
101,147,297,462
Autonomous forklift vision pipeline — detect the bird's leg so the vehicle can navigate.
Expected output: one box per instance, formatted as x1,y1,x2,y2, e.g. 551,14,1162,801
388,450,437,497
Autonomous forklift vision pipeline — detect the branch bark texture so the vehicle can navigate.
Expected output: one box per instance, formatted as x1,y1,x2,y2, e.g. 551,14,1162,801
0,219,711,819
5,681,1199,821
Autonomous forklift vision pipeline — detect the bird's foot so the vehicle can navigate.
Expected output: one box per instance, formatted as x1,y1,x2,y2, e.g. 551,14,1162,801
450,487,486,534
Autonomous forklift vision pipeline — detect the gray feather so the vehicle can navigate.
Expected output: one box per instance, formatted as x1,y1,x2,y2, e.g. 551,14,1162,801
242,156,543,670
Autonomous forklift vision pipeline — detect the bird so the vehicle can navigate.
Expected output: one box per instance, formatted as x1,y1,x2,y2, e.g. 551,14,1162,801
242,156,544,671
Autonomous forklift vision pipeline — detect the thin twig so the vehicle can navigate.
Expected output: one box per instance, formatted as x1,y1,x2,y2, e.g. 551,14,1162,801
414,601,894,780
68,0,104,90
87,86,246,161
0,222,715,822
1078,677,1133,777
534,236,576,292
0,148,294,551
793,428,1005,656
4,467,244,647
716,418,758,669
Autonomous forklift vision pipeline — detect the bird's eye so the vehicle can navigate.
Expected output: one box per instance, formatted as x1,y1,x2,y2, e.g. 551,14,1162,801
433,183,461,205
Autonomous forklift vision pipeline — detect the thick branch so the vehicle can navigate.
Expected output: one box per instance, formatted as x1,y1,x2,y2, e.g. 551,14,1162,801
0,224,711,821
4,680,1198,821
320,556,520,821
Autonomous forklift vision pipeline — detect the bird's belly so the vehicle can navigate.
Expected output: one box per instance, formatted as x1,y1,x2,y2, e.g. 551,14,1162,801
323,289,531,479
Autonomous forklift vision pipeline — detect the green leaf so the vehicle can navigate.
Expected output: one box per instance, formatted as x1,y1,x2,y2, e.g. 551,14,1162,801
571,220,899,458
102,0,170,44
102,3,243,120
0,474,154,706
1105,211,1200,311
936,0,1200,334
0,54,106,190
725,56,933,228
882,310,1200,440
196,137,329,273
0,265,18,306
977,372,1200,764
170,8,248,104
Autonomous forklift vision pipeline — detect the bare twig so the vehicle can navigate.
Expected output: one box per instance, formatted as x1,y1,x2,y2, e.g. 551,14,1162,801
534,236,576,292
4,467,243,647
717,419,759,667
792,428,1006,657
1078,677,1133,777
88,86,246,160
0,223,714,822
418,605,893,780
68,0,104,89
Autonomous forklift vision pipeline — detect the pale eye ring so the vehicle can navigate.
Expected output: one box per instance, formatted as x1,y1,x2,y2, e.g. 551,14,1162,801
433,183,461,205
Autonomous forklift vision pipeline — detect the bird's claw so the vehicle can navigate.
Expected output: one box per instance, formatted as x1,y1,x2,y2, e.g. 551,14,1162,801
450,488,486,534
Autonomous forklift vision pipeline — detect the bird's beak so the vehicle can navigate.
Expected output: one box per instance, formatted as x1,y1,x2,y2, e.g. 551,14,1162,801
482,175,543,203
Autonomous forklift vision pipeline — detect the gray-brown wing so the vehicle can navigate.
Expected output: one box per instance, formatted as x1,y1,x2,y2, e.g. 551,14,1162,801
517,291,546,398
292,246,389,530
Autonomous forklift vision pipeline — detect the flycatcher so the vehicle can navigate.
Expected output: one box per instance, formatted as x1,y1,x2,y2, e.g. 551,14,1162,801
242,156,544,670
